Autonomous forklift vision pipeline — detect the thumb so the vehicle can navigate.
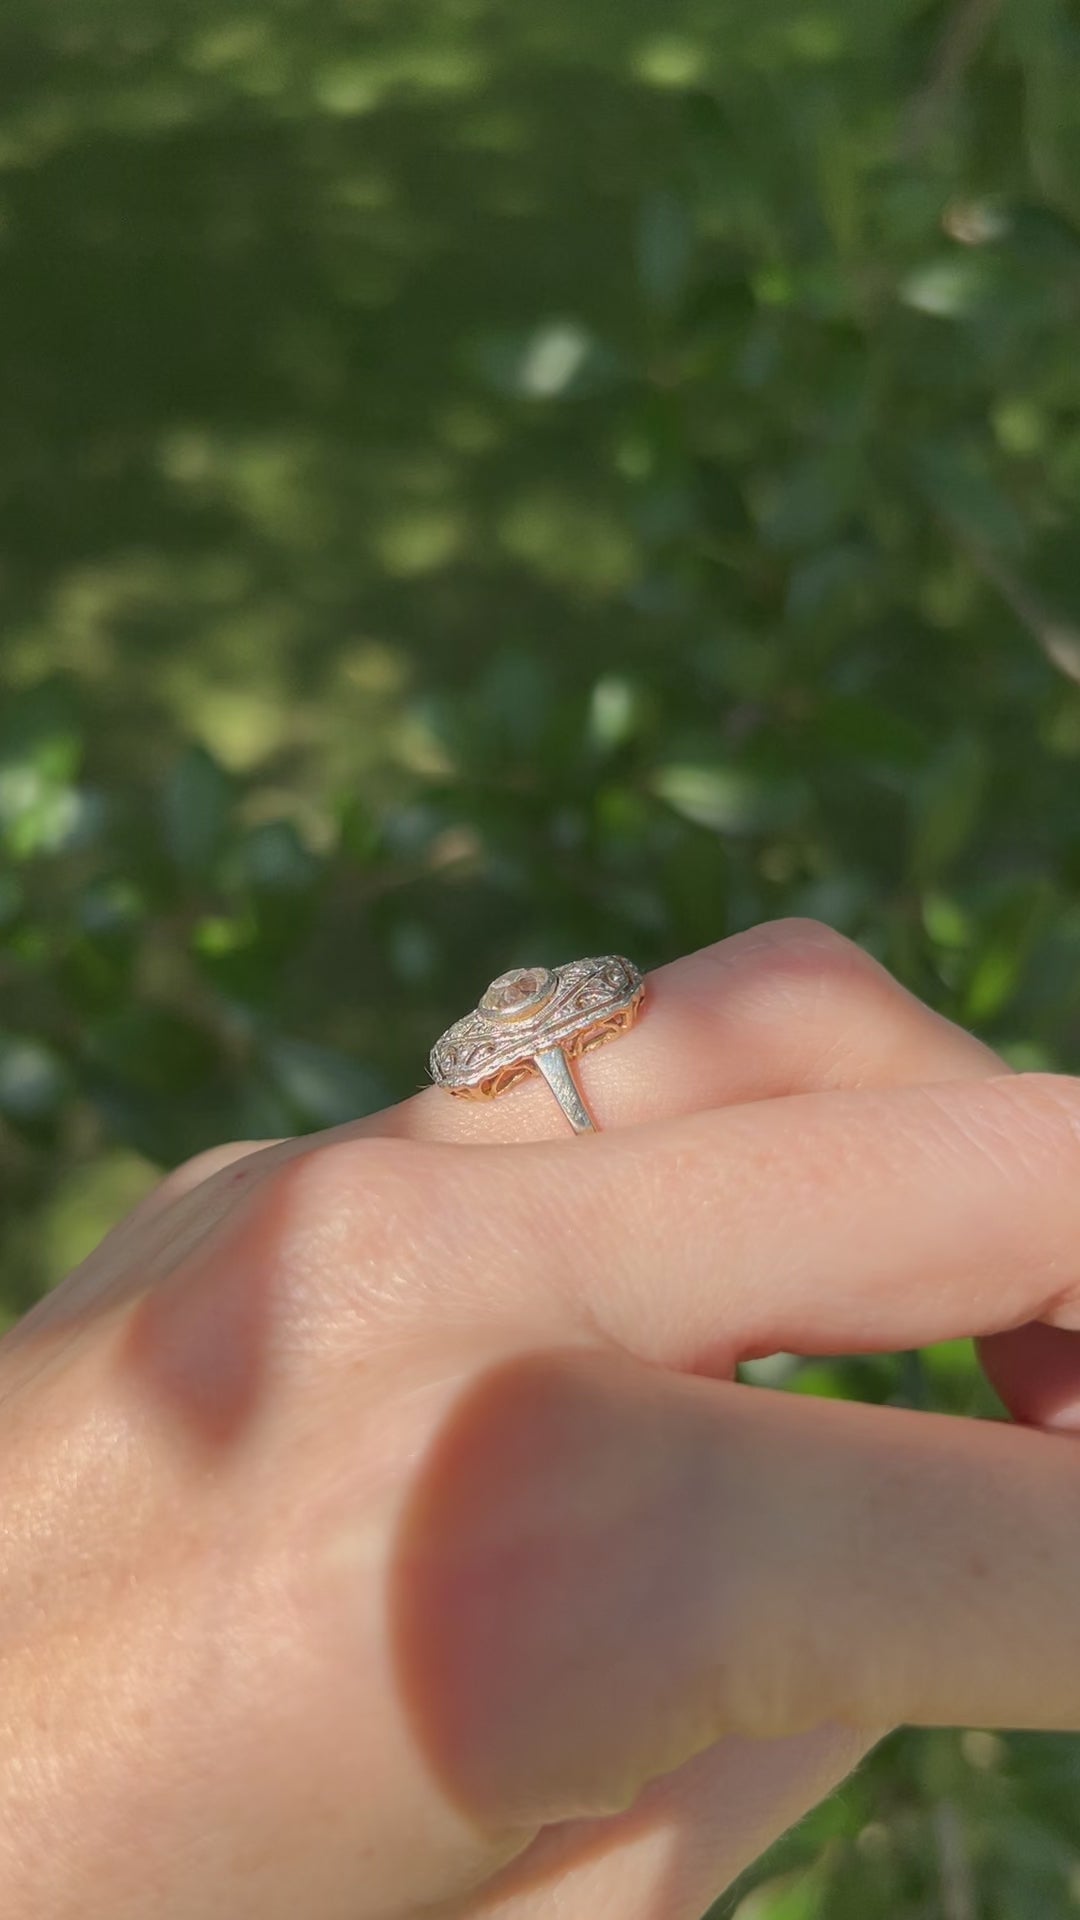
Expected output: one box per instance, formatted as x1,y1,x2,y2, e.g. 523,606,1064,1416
393,1348,1080,1829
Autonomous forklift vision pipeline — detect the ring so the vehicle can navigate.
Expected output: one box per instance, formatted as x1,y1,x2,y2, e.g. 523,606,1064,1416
429,957,645,1133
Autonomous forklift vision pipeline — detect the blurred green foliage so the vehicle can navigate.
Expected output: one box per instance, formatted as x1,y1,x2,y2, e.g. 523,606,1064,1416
3,0,1080,1911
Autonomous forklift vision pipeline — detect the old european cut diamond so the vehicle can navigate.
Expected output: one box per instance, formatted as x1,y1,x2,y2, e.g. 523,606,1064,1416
479,966,557,1021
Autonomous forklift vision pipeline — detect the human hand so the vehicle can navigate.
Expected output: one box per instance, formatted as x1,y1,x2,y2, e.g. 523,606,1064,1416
3,921,1080,1920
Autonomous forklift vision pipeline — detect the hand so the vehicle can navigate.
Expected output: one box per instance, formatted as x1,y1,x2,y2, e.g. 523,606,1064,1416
3,921,1080,1920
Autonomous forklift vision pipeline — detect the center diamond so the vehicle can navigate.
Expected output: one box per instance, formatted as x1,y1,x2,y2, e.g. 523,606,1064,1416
480,965,557,1022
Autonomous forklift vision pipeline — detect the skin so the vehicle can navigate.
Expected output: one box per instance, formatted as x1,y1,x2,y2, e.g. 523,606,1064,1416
2,918,1080,1919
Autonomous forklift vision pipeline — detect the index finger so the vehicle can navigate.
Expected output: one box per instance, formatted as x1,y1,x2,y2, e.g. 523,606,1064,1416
396,1070,1080,1370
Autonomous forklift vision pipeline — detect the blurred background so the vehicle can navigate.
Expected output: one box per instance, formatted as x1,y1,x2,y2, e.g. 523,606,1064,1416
3,0,1080,1910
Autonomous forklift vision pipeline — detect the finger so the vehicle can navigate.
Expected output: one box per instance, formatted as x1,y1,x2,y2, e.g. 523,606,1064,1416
980,1324,1080,1431
198,1068,1080,1376
14,923,992,1359
7,922,994,1356
371,920,1000,1142
394,1347,1080,1831
471,1724,869,1920
473,1069,1080,1369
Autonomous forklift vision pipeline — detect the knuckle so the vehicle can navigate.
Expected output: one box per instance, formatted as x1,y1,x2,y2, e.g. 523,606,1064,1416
259,1134,472,1329
722,917,891,1013
755,916,879,977
751,915,854,952
271,1133,431,1242
265,1132,537,1336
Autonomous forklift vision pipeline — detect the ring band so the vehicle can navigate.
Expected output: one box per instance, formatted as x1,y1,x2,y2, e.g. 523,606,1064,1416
429,957,645,1133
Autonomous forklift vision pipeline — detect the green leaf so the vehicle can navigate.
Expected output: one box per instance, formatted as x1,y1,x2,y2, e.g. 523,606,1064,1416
39,1150,160,1286
911,443,1028,556
338,794,379,864
162,745,231,876
909,735,988,884
964,941,1024,1023
84,1009,221,1096
651,763,807,835
636,190,695,314
0,677,82,779
900,252,998,320
467,321,622,401
922,892,972,950
0,868,22,927
233,820,319,893
78,878,144,944
731,1863,827,1920
262,1039,388,1126
0,1034,70,1123
587,674,650,753
758,451,860,551
962,881,1056,1024
785,545,876,622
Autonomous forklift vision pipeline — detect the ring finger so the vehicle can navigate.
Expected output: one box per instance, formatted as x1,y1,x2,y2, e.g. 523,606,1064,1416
365,917,1000,1143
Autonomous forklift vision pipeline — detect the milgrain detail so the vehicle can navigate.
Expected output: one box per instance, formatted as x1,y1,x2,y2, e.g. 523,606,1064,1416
430,958,645,1098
